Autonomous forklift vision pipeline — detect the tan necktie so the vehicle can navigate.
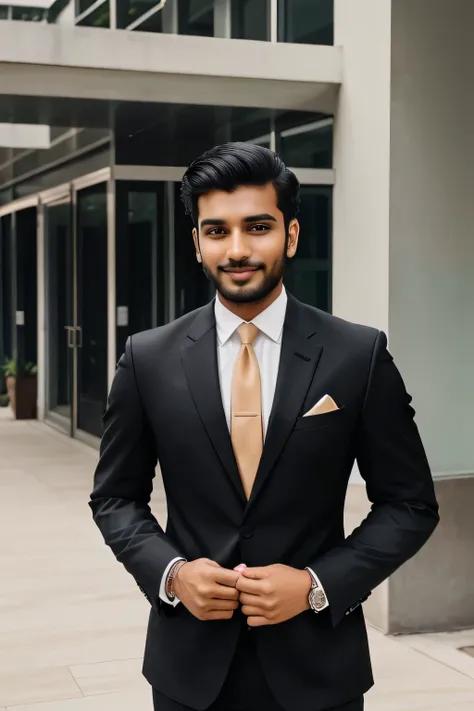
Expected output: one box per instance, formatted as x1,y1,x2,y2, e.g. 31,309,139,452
231,323,263,500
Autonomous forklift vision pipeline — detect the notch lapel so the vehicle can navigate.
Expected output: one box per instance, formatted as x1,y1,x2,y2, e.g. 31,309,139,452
181,303,246,503
246,297,323,511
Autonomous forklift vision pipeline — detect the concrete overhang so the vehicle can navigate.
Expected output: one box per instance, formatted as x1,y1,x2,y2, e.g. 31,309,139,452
0,123,51,149
0,22,342,121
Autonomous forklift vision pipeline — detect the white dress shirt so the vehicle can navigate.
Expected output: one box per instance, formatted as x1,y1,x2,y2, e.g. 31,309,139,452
159,287,328,611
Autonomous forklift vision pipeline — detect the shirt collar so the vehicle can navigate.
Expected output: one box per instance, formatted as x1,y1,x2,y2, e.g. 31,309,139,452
214,286,288,347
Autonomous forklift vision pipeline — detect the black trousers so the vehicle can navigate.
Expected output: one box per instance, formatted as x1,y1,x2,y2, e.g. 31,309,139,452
152,629,364,711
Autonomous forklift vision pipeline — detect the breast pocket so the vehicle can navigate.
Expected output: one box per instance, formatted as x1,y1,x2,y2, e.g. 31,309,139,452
293,405,346,432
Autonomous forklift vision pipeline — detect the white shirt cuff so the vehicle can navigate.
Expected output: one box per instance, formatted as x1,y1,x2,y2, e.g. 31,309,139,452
159,557,186,607
306,567,330,611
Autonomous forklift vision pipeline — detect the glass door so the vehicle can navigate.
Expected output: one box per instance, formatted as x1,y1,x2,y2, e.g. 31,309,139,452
45,196,74,433
75,183,108,440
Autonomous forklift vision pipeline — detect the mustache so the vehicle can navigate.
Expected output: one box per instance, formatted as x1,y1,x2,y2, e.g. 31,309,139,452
218,260,264,271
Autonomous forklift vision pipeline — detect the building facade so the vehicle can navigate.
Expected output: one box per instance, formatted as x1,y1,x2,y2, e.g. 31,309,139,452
0,0,473,634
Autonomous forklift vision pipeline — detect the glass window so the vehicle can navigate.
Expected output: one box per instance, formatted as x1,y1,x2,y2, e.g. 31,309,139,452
278,0,333,45
76,0,109,27
0,7,8,20
173,182,213,318
130,8,163,32
117,0,159,29
278,119,333,169
284,186,332,312
15,208,38,367
46,200,73,422
77,0,98,14
179,0,214,37
76,184,108,438
115,181,166,360
0,215,14,372
231,0,268,41
11,6,46,21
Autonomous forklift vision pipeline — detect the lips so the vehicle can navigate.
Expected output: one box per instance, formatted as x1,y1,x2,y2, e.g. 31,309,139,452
223,268,259,282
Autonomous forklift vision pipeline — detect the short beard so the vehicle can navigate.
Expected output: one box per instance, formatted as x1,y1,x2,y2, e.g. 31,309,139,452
201,251,288,305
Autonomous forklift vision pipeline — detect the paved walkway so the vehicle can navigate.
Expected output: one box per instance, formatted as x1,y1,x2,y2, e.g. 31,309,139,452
1,409,474,711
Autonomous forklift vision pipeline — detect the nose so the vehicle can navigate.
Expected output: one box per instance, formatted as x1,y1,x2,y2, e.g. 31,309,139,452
227,228,251,262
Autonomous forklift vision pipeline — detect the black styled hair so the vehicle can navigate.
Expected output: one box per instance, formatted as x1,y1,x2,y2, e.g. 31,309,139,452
181,142,300,230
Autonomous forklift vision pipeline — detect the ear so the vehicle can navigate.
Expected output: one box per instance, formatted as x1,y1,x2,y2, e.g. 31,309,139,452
192,228,202,263
286,219,300,259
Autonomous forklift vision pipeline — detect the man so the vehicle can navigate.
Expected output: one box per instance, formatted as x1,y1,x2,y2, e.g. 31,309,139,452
89,143,439,711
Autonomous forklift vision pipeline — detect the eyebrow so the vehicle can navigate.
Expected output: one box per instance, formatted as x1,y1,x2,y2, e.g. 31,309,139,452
200,214,277,229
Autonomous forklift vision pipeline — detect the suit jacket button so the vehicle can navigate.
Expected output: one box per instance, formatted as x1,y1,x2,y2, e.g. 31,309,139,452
242,527,254,539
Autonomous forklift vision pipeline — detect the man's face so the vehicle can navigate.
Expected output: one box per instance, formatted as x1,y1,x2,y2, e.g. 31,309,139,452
193,183,299,304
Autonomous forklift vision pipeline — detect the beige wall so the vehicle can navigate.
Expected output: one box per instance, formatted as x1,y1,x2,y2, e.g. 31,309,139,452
335,0,474,633
389,0,474,476
333,0,392,332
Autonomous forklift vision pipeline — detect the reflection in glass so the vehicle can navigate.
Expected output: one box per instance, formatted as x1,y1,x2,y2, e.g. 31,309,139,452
12,6,46,21
173,183,213,318
179,0,214,37
232,0,268,41
0,215,14,372
115,181,166,359
77,0,100,14
279,119,333,169
46,202,73,423
76,0,110,27
278,0,334,45
117,0,159,29
76,185,108,438
285,187,332,312
127,190,158,334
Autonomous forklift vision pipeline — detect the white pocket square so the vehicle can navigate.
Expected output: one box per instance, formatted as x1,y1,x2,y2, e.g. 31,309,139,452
303,394,339,417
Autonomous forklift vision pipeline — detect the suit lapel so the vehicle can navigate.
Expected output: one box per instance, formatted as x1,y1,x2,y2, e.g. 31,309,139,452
246,296,323,511
181,303,246,503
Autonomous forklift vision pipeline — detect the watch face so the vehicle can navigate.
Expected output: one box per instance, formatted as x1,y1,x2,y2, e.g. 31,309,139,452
310,587,327,611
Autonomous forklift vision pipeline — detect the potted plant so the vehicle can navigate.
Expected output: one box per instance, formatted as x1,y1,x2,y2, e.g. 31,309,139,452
1,357,38,420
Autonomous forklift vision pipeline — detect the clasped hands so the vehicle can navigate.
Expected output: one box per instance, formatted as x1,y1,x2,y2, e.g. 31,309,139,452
172,558,311,627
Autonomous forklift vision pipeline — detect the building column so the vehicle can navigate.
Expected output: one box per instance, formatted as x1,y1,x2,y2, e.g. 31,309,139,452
334,0,474,633
386,0,474,633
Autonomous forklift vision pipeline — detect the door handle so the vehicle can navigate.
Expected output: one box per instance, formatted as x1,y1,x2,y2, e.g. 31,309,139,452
76,326,83,348
64,325,74,348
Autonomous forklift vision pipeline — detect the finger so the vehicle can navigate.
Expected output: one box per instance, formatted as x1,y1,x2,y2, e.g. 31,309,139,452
234,564,247,573
247,616,270,627
239,592,262,606
213,585,240,601
207,599,239,612
213,568,240,587
204,610,235,621
236,576,266,595
241,605,266,617
241,567,269,579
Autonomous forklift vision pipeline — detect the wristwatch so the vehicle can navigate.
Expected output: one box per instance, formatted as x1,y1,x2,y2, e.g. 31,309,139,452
306,568,328,612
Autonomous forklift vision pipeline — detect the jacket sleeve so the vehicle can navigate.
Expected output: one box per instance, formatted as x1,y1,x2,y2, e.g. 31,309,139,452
310,330,440,627
89,335,183,611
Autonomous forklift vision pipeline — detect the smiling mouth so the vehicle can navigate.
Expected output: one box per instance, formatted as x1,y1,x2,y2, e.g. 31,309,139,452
223,267,259,273
222,267,260,281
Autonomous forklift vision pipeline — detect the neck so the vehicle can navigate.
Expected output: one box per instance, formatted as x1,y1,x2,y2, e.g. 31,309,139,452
217,282,283,322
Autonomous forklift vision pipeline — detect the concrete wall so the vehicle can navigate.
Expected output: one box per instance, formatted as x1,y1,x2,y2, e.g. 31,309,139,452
389,0,474,477
386,0,474,634
335,0,474,633
333,0,392,333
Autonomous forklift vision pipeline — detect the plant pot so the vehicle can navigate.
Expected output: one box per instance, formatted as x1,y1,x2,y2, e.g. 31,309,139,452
6,376,16,416
11,375,37,420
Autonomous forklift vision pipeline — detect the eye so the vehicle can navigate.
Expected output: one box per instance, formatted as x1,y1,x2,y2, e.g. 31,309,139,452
207,227,227,236
249,224,270,232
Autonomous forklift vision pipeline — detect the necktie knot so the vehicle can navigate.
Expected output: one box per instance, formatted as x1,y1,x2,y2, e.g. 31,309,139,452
238,323,259,346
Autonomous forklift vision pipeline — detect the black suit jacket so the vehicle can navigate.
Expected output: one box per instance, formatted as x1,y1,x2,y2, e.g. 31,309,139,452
89,295,439,711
